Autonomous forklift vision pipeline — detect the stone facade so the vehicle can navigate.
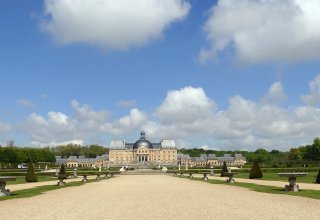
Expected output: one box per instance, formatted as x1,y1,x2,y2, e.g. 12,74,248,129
109,131,177,166
54,131,177,168
55,154,109,168
178,153,246,167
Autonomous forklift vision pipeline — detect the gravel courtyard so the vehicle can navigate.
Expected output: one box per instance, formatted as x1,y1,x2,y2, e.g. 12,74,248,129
1,175,320,220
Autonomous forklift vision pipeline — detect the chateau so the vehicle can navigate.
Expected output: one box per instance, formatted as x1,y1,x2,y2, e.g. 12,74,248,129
55,131,178,167
55,131,246,168
178,153,246,167
109,131,178,166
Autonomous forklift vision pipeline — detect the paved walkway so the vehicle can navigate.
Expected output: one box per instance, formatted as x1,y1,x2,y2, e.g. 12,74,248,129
202,175,320,190
1,175,320,219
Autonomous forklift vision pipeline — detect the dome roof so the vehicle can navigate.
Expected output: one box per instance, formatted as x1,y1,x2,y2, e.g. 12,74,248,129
133,131,153,149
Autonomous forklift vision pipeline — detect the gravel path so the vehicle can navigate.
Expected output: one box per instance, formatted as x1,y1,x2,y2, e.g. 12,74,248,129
203,175,320,190
1,175,320,220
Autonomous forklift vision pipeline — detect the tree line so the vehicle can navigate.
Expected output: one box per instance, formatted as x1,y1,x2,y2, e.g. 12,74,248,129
1,137,319,166
0,146,55,164
0,144,108,166
178,137,320,164
51,144,108,158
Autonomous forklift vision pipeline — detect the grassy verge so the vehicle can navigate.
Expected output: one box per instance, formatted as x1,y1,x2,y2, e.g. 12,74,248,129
0,177,112,201
177,176,320,200
235,172,318,183
7,176,57,185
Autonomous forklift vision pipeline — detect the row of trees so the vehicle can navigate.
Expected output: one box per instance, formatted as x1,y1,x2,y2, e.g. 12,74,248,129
289,137,320,161
50,144,108,158
1,137,320,166
178,137,320,164
0,144,108,167
0,146,56,164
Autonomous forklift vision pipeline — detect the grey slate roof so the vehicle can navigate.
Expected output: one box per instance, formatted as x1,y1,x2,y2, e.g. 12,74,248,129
207,154,217,160
178,153,245,163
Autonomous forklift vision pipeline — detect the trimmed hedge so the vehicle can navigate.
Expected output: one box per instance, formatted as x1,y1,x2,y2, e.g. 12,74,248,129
249,161,263,179
221,162,229,177
316,169,320,184
25,161,38,182
59,164,66,175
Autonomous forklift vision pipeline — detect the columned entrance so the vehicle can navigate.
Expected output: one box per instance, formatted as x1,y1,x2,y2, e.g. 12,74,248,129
138,155,149,162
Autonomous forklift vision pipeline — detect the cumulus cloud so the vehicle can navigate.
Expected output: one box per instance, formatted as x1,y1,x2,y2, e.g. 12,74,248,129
20,82,320,150
144,87,216,140
17,99,35,108
24,100,147,146
100,108,147,135
301,74,320,106
143,84,320,150
156,87,215,124
40,0,190,49
71,100,109,122
200,0,320,64
32,139,84,147
262,82,287,104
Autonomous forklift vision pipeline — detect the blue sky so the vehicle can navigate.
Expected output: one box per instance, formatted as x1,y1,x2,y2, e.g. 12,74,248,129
1,0,320,150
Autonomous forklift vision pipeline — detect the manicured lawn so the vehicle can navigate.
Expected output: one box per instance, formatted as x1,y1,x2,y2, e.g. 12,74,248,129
236,172,318,183
176,176,320,200
7,176,57,185
0,181,85,201
0,177,113,201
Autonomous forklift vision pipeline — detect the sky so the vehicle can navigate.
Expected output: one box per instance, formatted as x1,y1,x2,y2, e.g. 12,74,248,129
1,0,320,151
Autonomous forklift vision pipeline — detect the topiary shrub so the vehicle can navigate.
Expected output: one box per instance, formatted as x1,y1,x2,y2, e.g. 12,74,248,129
249,161,263,179
316,169,320,184
221,161,228,177
25,161,38,182
59,163,66,176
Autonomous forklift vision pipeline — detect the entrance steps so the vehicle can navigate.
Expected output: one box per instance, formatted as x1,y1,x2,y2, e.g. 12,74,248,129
121,169,166,175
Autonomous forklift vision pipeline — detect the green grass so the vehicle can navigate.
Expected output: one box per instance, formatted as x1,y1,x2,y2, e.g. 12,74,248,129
176,176,320,200
7,176,57,185
236,172,318,183
0,177,114,201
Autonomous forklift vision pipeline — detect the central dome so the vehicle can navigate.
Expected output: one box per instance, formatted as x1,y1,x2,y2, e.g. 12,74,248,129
133,131,153,149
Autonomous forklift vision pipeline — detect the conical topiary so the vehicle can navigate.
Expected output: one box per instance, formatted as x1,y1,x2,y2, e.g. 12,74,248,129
316,169,320,184
221,161,228,177
25,161,38,182
249,161,263,179
59,163,66,175
57,163,67,186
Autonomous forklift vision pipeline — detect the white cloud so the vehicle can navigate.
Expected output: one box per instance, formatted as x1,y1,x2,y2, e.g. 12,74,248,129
144,87,216,140
17,99,35,108
19,82,320,150
262,82,287,104
100,108,147,135
156,86,215,124
301,74,320,106
71,100,109,122
200,0,320,64
40,0,190,49
32,139,84,147
24,100,147,146
142,84,320,150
